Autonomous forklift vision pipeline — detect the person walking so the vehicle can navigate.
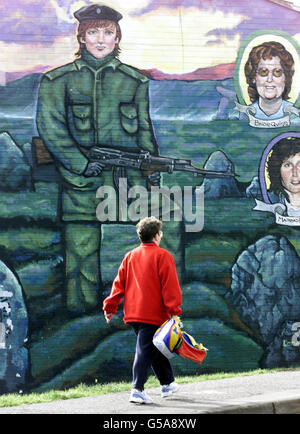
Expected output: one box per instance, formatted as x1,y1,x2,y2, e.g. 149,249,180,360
103,216,182,404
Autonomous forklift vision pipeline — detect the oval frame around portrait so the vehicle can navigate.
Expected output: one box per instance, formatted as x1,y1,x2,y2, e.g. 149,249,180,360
259,131,300,204
234,30,300,107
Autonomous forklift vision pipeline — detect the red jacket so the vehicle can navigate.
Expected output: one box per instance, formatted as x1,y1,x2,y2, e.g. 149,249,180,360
103,242,182,325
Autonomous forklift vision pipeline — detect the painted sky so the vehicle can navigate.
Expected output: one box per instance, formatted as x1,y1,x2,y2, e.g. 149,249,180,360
0,0,300,73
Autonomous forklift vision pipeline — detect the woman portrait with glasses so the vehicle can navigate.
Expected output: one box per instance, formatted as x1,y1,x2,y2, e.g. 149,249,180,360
244,41,295,120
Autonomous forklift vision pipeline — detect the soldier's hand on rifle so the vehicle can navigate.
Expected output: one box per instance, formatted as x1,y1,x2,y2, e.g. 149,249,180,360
84,161,106,177
148,171,161,186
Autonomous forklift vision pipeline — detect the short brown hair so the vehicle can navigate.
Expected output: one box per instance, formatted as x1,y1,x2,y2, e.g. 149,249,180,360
75,19,122,57
136,217,162,242
244,41,294,103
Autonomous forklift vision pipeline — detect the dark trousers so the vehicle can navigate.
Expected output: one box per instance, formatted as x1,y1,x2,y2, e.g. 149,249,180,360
130,322,175,391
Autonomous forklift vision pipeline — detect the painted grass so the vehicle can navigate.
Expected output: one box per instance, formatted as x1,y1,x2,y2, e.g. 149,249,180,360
1,367,299,408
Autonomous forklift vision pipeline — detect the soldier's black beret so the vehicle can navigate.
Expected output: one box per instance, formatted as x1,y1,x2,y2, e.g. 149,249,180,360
74,4,123,23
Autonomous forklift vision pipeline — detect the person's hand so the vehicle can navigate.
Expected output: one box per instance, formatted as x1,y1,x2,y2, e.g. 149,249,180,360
84,161,105,177
147,171,161,186
104,311,114,324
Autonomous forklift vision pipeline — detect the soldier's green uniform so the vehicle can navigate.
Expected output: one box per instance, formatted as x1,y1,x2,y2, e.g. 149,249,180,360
37,48,184,314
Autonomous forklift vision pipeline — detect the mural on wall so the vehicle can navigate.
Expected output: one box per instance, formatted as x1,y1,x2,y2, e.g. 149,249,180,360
1,0,300,394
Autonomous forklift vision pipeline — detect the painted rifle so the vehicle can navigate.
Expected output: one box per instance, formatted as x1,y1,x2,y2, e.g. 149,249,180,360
87,146,236,179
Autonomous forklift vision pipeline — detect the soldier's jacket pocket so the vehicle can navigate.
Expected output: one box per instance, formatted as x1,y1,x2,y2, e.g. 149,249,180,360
120,103,138,134
72,104,92,131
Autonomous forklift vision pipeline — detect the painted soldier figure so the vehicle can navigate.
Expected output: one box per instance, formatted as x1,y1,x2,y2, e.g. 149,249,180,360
37,4,184,315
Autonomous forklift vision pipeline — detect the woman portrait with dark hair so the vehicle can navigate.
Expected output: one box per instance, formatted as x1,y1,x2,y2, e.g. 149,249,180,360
36,4,162,314
267,137,300,215
244,41,295,120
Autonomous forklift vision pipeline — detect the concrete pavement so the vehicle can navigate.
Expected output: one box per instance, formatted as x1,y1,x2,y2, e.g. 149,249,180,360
1,370,300,414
